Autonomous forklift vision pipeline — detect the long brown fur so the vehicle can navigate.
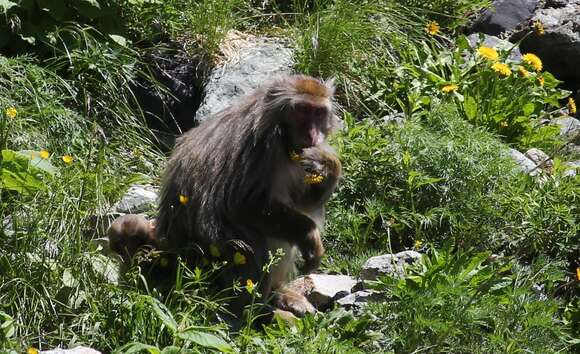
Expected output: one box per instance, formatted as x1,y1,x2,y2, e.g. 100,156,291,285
155,74,341,317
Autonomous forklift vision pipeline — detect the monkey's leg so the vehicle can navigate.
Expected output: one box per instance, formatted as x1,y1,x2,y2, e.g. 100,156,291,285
233,202,323,273
272,286,316,317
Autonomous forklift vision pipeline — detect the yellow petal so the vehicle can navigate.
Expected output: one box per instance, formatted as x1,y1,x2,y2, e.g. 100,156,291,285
62,155,73,164
179,194,189,205
39,150,50,159
246,279,255,293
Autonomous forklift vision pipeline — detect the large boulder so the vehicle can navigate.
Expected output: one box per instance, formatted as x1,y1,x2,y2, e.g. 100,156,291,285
514,2,580,83
114,185,159,214
469,0,539,36
195,31,294,122
288,274,358,309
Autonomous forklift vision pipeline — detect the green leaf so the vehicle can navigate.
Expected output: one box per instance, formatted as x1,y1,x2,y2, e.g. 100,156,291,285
142,296,177,332
177,330,234,353
16,150,57,175
109,34,128,47
522,102,535,116
464,95,477,120
113,342,160,354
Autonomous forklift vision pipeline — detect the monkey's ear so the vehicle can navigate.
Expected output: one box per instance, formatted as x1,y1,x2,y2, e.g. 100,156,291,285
324,77,336,95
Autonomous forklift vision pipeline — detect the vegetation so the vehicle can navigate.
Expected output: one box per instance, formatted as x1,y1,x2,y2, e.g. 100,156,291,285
1,0,578,353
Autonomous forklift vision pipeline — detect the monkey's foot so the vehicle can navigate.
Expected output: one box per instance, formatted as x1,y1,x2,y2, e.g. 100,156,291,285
274,288,316,317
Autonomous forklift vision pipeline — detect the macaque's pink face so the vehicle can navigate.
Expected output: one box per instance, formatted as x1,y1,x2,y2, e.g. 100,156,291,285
289,101,330,149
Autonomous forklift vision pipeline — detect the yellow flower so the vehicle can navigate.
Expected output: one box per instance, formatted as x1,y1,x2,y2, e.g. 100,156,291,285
477,46,499,61
491,62,512,77
414,240,423,249
567,97,576,114
246,279,255,293
441,84,458,93
576,267,580,281
425,21,440,36
533,20,545,36
39,150,50,159
500,121,509,128
62,155,73,164
159,257,169,267
179,194,189,205
289,151,302,161
209,244,221,258
27,348,39,354
5,107,17,118
522,53,542,72
233,251,246,265
517,66,529,78
304,173,324,185
537,76,545,86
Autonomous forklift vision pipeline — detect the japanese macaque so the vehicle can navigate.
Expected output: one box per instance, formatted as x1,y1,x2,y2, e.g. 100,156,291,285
108,214,157,263
154,74,342,318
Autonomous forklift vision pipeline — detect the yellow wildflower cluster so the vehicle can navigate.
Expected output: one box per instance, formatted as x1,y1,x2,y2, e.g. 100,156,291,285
5,107,17,118
491,62,512,77
500,121,509,128
425,21,440,36
304,173,324,185
289,151,302,161
477,46,499,61
568,97,577,115
533,21,545,36
179,194,189,205
522,53,542,72
414,240,423,249
517,66,529,78
441,84,458,93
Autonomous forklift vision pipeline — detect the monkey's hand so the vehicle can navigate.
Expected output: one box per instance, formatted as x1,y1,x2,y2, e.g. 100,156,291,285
297,147,342,207
299,227,324,274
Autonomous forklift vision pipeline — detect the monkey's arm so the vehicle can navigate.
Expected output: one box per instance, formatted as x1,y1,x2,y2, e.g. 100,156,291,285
232,201,324,273
298,147,342,208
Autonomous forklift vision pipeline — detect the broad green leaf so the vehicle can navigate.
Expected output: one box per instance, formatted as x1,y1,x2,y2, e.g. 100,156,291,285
16,150,57,175
143,296,177,332
177,330,234,353
522,102,535,116
464,95,477,120
109,34,128,47
113,342,160,354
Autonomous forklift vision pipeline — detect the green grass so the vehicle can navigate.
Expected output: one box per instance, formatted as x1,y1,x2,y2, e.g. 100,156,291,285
1,1,579,353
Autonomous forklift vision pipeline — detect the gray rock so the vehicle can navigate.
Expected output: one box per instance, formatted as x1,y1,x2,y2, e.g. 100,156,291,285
470,0,539,36
507,148,540,175
467,33,523,61
553,116,580,141
115,185,158,214
195,33,293,122
288,274,358,308
563,160,580,177
41,346,101,354
381,112,406,125
336,290,384,311
525,148,553,169
516,3,580,83
360,251,422,281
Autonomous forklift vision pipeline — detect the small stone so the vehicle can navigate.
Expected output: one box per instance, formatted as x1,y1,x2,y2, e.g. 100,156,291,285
553,117,580,142
336,290,383,311
360,251,422,281
563,160,580,177
289,274,358,308
525,148,553,170
115,185,158,214
506,148,539,175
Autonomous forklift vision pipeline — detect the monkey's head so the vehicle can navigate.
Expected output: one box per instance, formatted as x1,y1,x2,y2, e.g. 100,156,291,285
265,75,337,151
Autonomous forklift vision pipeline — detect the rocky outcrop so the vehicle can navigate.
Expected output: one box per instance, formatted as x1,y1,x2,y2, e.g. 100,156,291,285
194,31,294,122
360,251,422,281
470,0,539,36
